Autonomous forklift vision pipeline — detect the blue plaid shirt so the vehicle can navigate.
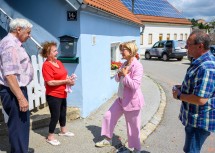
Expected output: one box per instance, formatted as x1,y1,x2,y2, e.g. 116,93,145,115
179,51,215,132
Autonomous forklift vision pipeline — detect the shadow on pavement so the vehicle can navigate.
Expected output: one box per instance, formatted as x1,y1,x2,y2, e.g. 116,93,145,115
86,125,124,150
0,133,10,153
0,130,34,153
32,126,62,138
181,62,191,65
115,146,151,153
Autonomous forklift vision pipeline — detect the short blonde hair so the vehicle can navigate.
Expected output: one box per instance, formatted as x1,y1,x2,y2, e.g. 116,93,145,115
119,41,138,57
40,41,57,58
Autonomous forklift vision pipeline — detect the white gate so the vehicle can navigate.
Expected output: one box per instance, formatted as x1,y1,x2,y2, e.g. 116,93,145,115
27,55,46,110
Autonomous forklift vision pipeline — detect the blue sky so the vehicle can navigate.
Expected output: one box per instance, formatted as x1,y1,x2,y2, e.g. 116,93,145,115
169,0,215,22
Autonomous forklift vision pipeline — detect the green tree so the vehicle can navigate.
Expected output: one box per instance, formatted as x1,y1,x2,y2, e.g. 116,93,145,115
198,23,205,29
190,18,198,26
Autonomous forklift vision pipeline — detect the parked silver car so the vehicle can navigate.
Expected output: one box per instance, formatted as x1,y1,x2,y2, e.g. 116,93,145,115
210,45,215,54
145,40,187,61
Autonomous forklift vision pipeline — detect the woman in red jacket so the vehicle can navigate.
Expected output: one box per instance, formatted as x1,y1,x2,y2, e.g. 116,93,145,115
40,41,75,146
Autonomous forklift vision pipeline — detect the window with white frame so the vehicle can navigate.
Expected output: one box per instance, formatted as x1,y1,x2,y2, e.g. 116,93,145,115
185,34,188,40
180,33,183,40
159,34,163,41
110,42,121,76
148,34,152,44
167,33,170,40
140,34,144,45
174,33,177,40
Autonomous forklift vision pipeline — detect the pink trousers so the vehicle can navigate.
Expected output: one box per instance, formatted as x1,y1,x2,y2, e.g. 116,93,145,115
101,98,141,150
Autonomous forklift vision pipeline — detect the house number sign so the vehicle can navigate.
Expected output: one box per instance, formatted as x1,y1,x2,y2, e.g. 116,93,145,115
67,11,77,21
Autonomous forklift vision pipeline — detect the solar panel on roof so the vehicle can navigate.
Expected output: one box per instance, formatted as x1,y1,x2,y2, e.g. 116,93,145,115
121,0,185,19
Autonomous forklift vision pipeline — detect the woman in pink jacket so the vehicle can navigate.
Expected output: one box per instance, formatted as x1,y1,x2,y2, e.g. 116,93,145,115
95,42,144,153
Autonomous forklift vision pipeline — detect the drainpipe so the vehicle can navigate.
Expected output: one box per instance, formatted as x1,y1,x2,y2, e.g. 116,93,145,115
132,0,135,13
65,0,84,10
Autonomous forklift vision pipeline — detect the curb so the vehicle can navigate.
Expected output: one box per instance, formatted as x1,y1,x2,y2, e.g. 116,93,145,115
122,75,167,151
140,76,166,142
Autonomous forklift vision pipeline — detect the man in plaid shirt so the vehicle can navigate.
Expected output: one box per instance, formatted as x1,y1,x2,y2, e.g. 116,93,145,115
172,30,215,153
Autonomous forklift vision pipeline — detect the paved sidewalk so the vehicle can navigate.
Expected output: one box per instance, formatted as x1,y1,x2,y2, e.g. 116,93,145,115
0,75,166,153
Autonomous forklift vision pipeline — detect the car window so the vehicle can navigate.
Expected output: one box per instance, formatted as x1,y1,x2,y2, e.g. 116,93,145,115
158,42,165,48
165,41,172,48
175,41,186,49
210,46,215,54
153,42,159,48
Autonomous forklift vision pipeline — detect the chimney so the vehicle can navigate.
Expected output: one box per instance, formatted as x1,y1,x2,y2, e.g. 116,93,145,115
132,0,134,13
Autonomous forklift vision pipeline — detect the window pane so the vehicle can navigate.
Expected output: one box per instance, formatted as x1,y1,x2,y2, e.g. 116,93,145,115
148,34,152,44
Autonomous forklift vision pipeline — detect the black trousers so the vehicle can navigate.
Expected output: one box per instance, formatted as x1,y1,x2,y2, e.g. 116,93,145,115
46,95,67,133
0,86,29,153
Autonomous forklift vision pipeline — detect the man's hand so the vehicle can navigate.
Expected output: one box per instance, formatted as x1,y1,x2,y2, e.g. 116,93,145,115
18,97,29,112
172,85,181,100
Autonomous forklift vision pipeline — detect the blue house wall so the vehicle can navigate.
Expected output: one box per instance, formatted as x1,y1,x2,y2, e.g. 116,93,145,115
0,0,84,111
0,0,140,117
79,11,140,117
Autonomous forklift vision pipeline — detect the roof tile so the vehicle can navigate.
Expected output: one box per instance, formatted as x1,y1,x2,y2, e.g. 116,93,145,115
84,0,143,25
136,14,192,25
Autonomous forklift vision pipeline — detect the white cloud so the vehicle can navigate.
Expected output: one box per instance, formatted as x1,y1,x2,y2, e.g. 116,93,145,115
168,0,215,21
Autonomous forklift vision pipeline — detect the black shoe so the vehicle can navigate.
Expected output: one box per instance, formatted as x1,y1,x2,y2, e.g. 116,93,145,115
117,146,131,153
28,148,34,153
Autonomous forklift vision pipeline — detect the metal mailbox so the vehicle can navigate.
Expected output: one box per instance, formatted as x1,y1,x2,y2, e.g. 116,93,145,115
59,35,78,57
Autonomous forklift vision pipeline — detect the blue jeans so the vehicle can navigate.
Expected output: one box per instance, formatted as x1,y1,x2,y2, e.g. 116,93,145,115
183,125,210,153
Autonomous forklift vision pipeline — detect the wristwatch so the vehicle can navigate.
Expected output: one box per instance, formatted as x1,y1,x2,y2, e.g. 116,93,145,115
177,92,182,100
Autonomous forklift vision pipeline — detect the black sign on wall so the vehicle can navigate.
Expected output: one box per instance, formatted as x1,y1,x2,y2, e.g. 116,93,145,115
67,11,77,21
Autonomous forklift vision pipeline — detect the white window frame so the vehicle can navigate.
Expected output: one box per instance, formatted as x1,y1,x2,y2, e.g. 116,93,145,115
110,42,121,77
148,34,153,44
174,33,177,40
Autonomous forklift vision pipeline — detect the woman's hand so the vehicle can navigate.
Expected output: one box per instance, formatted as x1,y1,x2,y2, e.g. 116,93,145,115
120,66,129,76
66,78,75,86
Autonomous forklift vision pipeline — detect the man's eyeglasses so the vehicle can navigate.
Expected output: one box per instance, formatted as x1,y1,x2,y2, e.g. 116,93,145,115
186,43,197,46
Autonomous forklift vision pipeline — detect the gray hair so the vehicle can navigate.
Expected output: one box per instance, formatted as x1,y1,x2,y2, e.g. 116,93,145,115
9,18,33,32
190,29,211,50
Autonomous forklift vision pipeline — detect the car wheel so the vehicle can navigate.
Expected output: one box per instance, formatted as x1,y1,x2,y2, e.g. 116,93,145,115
162,54,169,61
177,57,183,61
145,52,151,59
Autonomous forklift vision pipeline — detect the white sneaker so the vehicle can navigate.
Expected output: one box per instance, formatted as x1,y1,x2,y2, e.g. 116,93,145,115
95,139,112,147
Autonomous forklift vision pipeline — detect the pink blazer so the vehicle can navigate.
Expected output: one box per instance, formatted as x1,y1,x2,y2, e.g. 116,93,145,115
115,58,145,111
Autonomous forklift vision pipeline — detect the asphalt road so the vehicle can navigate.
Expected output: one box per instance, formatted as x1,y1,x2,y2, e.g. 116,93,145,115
140,57,215,153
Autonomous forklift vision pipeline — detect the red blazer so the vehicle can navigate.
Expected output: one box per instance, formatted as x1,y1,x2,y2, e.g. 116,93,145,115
115,58,145,111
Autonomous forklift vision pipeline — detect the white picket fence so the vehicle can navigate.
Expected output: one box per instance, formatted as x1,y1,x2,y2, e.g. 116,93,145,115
2,55,46,122
27,55,46,110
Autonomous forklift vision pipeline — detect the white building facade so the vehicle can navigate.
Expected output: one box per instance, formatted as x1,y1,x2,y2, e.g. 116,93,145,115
140,23,192,54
